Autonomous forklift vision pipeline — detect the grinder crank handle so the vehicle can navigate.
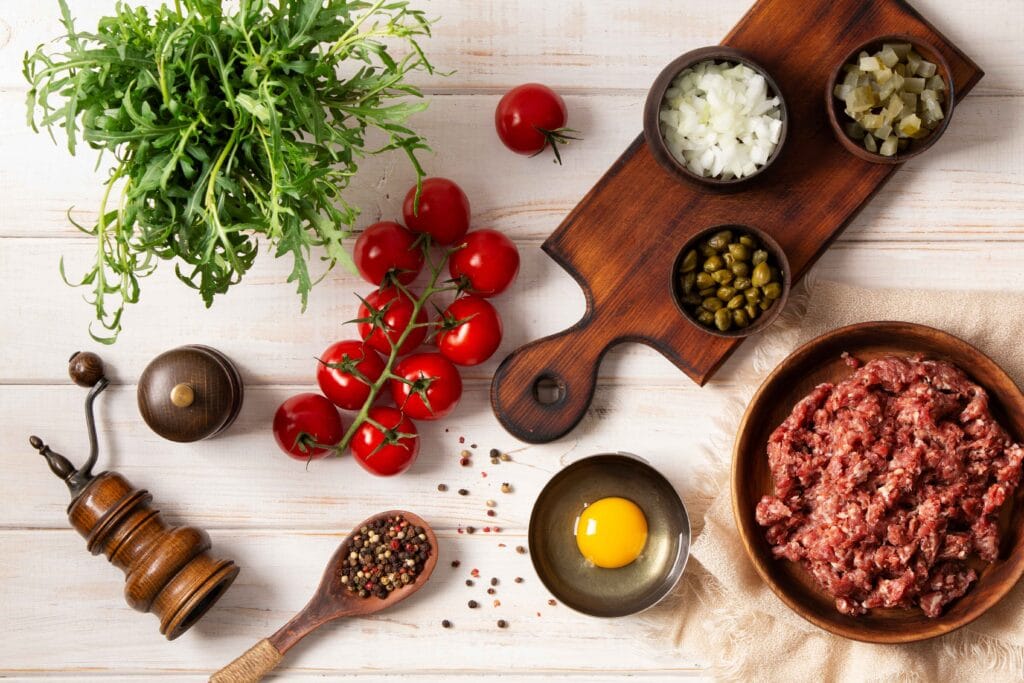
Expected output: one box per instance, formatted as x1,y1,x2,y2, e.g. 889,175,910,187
490,311,613,444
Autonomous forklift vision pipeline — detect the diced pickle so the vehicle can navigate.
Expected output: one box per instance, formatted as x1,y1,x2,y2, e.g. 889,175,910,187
916,60,937,78
879,135,898,156
864,133,878,153
859,55,882,71
898,113,921,137
903,77,926,94
883,42,912,58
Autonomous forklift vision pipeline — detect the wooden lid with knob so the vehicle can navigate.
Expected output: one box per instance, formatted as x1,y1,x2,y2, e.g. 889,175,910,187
137,345,243,442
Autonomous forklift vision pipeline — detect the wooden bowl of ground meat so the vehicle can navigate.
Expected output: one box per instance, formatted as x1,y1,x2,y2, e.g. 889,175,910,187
732,321,1024,643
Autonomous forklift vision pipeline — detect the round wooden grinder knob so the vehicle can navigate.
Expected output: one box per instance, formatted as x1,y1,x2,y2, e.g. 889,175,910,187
138,345,243,442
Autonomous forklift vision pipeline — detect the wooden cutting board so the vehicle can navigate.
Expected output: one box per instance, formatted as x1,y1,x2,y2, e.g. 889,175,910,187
490,0,984,444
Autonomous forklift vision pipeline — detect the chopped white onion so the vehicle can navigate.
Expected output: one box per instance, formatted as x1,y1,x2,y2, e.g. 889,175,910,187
658,60,782,180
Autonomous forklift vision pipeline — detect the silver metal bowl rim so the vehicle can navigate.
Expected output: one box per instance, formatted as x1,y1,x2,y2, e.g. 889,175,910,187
527,451,692,618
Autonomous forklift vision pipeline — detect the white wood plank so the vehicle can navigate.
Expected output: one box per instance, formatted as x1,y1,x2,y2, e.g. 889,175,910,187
2,238,1024,387
2,90,1022,242
2,381,730,529
0,0,1019,96
0,528,705,676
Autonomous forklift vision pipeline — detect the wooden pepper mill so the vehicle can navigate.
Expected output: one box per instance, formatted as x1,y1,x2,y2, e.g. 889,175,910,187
29,352,240,640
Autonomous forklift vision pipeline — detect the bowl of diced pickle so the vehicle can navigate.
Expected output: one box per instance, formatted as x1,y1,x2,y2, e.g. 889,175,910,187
827,35,953,163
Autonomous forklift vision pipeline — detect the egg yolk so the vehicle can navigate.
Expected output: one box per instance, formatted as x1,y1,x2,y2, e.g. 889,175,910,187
574,497,648,569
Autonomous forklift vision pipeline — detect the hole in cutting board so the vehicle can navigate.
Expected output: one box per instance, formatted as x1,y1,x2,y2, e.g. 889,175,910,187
533,375,566,406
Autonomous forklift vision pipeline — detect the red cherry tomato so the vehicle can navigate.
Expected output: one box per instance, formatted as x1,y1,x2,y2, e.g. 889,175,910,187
316,340,386,410
357,286,427,356
353,221,424,286
449,229,520,297
351,406,419,476
495,83,575,162
273,393,344,460
402,178,471,245
436,296,503,366
389,352,463,421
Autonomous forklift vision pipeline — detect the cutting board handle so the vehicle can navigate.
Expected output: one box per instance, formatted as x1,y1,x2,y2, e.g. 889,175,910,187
490,314,611,444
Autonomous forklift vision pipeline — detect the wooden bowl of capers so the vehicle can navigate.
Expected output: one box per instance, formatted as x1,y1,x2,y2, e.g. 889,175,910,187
671,225,791,337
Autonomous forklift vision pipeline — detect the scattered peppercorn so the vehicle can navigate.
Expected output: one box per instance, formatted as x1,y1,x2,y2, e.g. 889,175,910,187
486,510,496,517
501,483,512,493
336,514,431,600
489,448,500,458
437,483,448,492
514,577,524,583
493,599,501,607
458,489,469,496
497,619,508,628
460,457,471,467
466,579,474,587
471,568,480,577
442,619,452,628
459,436,465,444
516,545,527,554
451,560,460,568
482,526,491,532
468,600,479,608
487,587,496,595
466,526,476,534
490,577,499,586
460,449,471,458
500,453,512,462
548,599,557,606
486,499,496,508
471,443,478,449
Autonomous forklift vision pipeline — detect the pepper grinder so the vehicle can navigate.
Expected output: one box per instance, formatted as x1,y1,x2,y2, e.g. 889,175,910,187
29,352,240,640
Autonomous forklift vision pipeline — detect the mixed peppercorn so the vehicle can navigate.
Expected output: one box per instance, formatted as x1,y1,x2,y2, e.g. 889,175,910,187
338,515,431,599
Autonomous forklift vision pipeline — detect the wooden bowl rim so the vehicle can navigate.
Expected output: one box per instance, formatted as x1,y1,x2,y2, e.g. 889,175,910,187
825,33,955,165
669,224,792,339
732,321,1024,643
643,45,789,190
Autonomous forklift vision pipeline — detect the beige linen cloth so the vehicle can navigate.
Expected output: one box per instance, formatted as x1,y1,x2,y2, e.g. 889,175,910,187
651,279,1024,682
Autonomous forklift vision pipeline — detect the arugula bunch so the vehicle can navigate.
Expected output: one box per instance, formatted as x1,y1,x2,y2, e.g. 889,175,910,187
24,0,435,342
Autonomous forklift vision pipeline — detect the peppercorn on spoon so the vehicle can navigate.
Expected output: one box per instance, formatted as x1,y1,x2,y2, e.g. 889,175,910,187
210,511,438,683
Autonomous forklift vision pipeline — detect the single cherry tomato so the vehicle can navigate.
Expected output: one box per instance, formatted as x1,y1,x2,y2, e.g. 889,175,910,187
389,352,463,421
316,340,386,410
436,296,503,366
449,229,520,297
351,406,419,476
353,221,424,286
495,83,577,163
357,286,427,356
402,177,471,245
273,393,344,461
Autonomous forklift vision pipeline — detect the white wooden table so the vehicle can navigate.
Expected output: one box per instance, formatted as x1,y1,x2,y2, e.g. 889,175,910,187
1,0,1021,680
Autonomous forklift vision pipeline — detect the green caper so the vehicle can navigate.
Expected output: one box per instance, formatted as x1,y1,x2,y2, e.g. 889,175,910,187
752,249,769,265
712,269,734,285
739,235,756,248
681,250,698,273
699,286,717,297
722,253,736,267
728,243,751,261
681,270,697,294
751,262,772,287
745,303,760,320
702,297,724,312
733,309,751,328
714,308,733,332
696,309,715,326
727,295,745,310
707,230,734,251
760,300,773,311
716,286,737,301
682,293,702,306
763,282,783,300
700,243,718,258
733,277,751,291
744,287,761,303
731,262,751,278
704,255,724,273
695,272,715,289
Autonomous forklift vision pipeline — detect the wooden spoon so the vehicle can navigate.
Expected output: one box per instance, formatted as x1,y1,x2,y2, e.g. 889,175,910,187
210,510,438,682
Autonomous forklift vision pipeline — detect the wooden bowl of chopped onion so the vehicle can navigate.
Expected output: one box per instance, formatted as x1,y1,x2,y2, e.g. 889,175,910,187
644,46,788,190
827,34,954,164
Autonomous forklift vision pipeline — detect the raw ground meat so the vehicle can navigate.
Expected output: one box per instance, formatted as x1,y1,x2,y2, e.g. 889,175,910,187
756,355,1024,618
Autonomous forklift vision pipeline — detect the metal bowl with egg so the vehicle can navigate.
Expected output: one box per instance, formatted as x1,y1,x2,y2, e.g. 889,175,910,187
528,453,690,617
